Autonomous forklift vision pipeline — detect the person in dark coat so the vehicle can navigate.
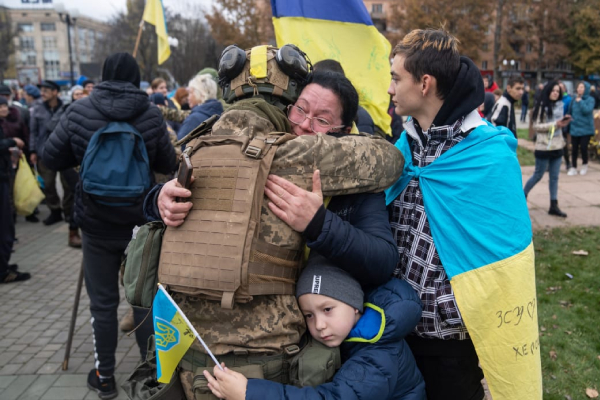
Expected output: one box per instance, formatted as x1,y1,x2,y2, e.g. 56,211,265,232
0,108,30,284
29,80,71,226
204,259,426,400
43,52,176,400
176,74,223,141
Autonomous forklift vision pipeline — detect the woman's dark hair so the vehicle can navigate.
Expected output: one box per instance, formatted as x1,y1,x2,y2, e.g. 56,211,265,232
308,70,359,129
532,80,562,122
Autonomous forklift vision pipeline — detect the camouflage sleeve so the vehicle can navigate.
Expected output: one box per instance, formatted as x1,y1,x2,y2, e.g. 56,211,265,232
272,134,404,196
161,107,191,123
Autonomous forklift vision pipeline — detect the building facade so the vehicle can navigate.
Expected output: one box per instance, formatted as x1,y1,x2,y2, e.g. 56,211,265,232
7,6,109,86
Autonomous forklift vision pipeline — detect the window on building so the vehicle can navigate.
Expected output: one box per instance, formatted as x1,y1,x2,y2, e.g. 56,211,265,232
41,23,56,31
88,30,96,50
20,37,35,51
525,63,531,70
482,43,489,51
44,60,61,80
372,4,383,13
20,52,36,66
18,23,34,32
482,61,488,70
526,43,532,53
43,36,57,49
44,49,61,80
78,28,87,47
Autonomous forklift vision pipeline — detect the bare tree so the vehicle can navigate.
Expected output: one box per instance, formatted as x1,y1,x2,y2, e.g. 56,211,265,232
168,10,222,85
389,0,494,62
205,0,274,49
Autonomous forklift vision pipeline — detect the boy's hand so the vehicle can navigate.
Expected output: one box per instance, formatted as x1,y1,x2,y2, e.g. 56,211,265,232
203,363,248,400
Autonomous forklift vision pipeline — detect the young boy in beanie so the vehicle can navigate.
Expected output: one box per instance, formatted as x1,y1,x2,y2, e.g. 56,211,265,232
203,258,426,400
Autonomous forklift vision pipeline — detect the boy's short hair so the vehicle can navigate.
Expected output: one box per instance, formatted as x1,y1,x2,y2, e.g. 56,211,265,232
296,256,364,312
507,76,525,88
493,89,503,96
392,28,461,100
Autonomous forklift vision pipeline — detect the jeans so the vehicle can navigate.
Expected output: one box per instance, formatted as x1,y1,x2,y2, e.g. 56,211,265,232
520,105,528,122
81,232,153,376
524,156,562,201
571,135,592,168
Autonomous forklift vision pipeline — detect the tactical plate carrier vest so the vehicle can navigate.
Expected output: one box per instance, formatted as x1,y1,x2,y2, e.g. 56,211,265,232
158,99,404,309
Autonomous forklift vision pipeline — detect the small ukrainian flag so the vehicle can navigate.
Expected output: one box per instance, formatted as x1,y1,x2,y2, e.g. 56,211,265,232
153,284,195,383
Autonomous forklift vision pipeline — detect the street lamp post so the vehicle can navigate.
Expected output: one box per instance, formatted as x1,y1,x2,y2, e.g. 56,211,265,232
55,3,79,86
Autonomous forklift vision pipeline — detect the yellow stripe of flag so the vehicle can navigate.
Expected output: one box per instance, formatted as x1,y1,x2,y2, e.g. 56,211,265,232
143,0,171,65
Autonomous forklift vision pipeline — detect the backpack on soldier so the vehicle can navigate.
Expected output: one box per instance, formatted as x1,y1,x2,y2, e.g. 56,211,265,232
80,121,151,206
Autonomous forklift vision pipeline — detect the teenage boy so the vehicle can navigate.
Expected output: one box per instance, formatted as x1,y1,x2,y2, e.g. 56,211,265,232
386,28,541,399
203,258,426,400
491,75,525,137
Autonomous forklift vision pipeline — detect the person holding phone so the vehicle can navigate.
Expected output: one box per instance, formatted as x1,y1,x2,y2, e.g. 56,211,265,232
524,81,570,217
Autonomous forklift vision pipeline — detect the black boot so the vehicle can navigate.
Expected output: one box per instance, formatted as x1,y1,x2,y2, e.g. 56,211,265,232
43,209,63,226
548,200,567,218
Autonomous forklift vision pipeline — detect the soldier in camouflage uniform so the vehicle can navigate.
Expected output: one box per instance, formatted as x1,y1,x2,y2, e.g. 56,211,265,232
144,45,403,400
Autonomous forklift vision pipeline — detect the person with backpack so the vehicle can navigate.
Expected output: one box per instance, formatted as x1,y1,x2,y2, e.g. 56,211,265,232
43,52,177,400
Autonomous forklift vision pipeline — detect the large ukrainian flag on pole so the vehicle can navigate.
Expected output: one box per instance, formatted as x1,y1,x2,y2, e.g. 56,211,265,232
142,0,170,65
386,116,543,399
271,0,392,135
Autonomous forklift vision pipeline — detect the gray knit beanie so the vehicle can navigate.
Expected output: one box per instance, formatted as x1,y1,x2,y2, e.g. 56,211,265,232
296,256,364,312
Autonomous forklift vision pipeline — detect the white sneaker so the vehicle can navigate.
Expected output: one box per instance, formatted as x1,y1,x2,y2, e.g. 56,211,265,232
567,167,578,176
580,164,588,175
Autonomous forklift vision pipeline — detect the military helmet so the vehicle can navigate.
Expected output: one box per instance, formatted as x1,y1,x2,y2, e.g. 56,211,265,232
218,44,312,110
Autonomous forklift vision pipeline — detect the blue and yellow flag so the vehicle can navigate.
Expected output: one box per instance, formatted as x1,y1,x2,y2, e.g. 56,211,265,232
142,0,170,65
153,285,195,383
270,0,392,135
386,113,543,399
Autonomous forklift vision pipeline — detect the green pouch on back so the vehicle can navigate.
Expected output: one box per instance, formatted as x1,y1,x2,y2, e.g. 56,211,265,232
123,221,166,309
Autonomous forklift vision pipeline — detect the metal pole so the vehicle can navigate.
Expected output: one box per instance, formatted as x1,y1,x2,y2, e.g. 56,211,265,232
66,15,74,87
62,260,84,370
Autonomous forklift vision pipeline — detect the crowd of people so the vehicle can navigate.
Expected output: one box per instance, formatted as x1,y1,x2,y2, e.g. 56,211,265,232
1,26,599,400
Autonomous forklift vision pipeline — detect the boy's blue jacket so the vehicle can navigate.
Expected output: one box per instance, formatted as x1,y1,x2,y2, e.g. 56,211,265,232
245,278,426,400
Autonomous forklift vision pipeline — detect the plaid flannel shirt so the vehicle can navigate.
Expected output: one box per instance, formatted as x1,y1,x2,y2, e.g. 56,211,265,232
390,117,470,340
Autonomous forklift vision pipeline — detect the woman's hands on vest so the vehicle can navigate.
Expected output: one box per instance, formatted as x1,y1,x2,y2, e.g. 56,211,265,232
157,178,194,226
203,363,247,400
265,170,323,232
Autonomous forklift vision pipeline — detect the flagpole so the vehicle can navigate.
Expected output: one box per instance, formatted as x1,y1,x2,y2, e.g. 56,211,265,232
133,19,145,58
157,284,224,370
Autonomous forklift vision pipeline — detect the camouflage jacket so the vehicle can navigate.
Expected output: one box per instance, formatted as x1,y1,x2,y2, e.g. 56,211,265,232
171,100,404,355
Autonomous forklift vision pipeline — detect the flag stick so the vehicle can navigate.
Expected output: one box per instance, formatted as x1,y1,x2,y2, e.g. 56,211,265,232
133,19,145,58
157,284,224,370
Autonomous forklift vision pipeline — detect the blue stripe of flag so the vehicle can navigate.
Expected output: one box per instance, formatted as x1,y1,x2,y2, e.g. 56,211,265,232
270,0,373,26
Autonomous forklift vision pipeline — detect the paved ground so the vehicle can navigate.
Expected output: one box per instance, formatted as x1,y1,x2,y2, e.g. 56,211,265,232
0,208,139,400
1,134,598,399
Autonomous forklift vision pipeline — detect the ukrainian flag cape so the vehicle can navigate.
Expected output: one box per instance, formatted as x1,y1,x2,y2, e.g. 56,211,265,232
271,0,392,135
385,110,542,399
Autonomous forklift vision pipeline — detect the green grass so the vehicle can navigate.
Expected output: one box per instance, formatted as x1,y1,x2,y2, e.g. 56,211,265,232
517,145,536,166
517,128,530,140
534,227,600,399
